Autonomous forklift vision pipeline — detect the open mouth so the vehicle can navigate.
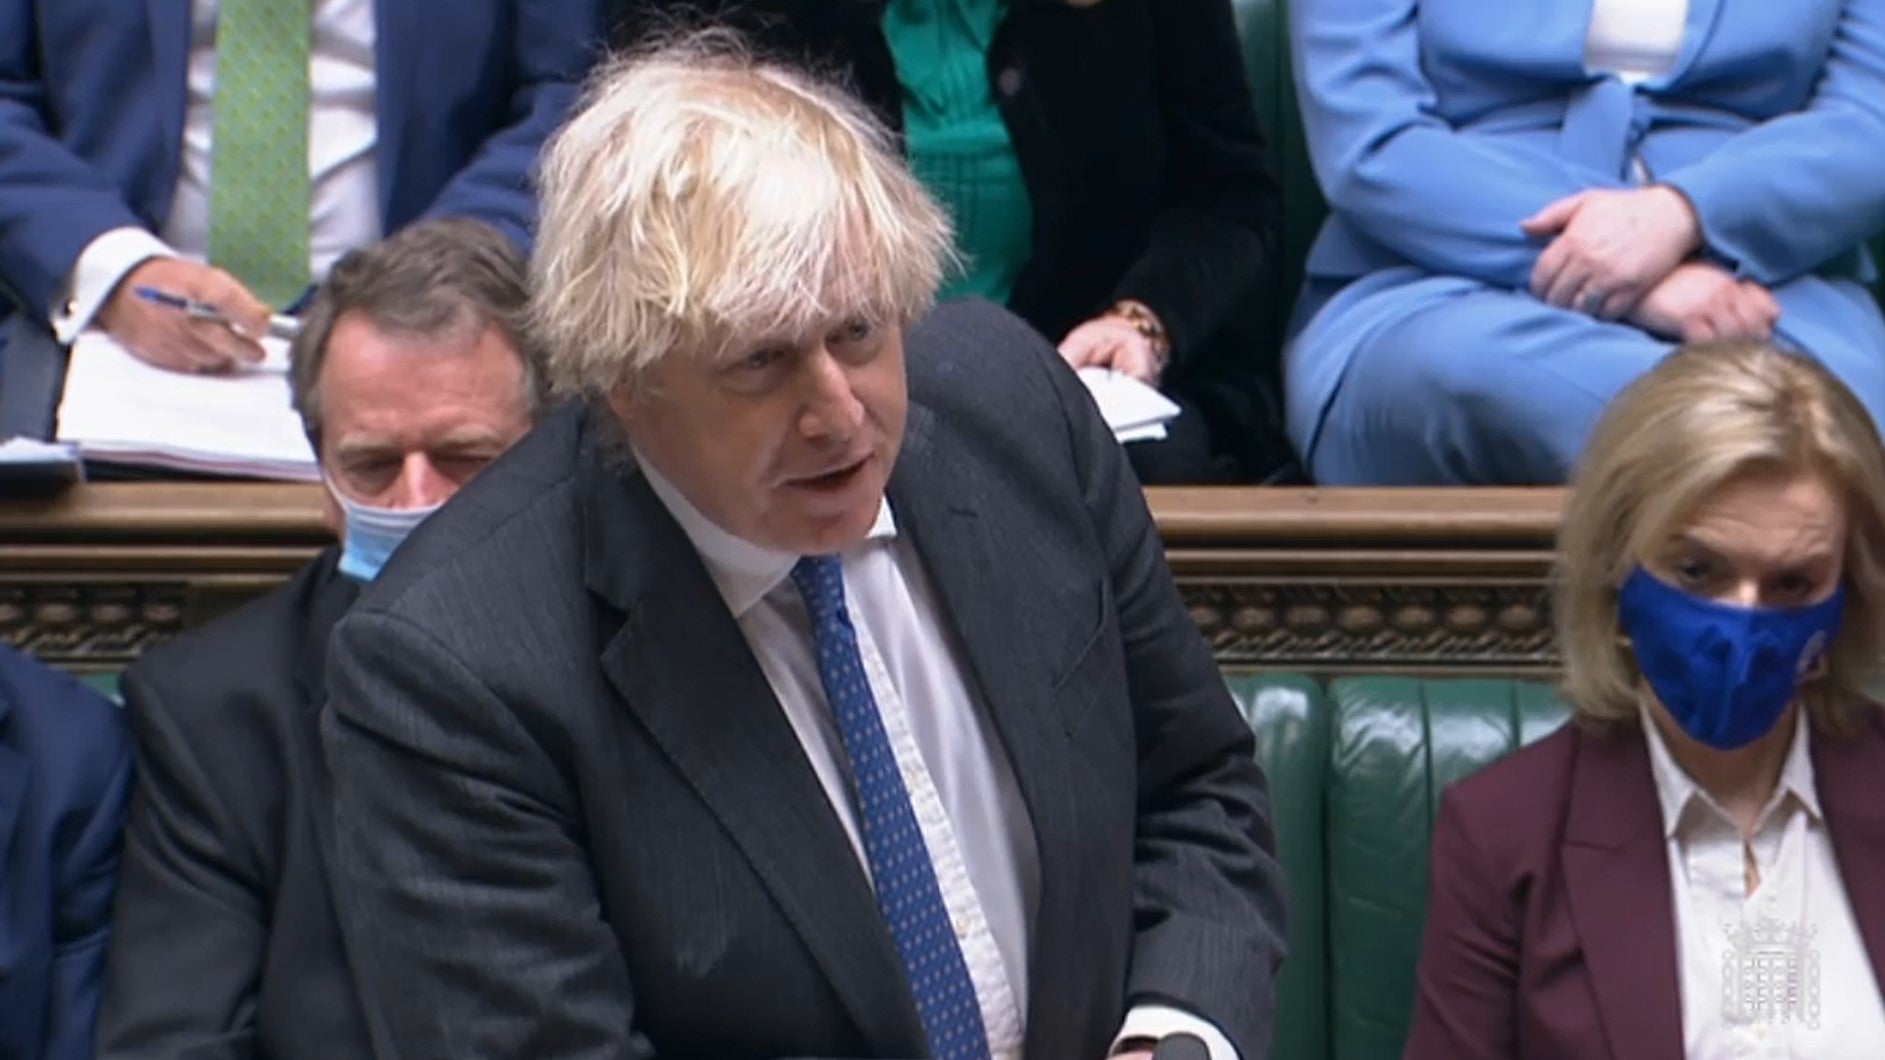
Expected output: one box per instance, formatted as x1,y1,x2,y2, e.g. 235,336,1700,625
791,456,869,492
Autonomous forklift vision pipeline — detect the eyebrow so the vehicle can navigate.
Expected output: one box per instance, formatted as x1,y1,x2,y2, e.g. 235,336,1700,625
713,314,880,364
333,428,509,461
427,428,511,452
1670,533,1836,569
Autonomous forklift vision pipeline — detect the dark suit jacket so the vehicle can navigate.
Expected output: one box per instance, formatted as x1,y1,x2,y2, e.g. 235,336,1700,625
99,550,368,1060
0,0,602,317
320,299,1287,1059
0,644,131,1060
1404,716,1885,1059
608,0,1280,379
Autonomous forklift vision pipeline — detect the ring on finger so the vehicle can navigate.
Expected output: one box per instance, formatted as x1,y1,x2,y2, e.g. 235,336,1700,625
1581,289,1608,317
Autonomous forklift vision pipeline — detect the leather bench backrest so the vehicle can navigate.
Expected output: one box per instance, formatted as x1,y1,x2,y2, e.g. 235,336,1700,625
1226,672,1331,1060
1324,677,1571,1059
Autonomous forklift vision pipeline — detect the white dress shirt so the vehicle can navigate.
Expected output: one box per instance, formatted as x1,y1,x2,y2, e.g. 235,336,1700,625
1644,709,1885,1058
641,464,1241,1060
52,0,380,338
1586,0,1690,83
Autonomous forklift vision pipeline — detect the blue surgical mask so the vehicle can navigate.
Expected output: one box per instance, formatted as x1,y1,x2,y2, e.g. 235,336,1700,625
329,483,443,582
1617,566,1844,750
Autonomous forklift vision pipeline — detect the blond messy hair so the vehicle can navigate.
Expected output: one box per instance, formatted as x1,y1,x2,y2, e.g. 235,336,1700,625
1557,341,1885,734
530,35,955,397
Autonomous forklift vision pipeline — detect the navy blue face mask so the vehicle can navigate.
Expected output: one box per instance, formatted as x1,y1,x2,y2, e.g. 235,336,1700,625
1616,566,1845,751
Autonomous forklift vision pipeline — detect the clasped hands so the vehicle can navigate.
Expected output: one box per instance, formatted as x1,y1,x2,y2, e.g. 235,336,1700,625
1522,185,1779,344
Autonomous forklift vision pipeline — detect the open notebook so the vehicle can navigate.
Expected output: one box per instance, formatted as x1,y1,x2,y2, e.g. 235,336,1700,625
55,331,318,481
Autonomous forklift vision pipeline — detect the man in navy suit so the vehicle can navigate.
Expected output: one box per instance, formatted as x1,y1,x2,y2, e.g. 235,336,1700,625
0,644,132,1060
0,0,599,383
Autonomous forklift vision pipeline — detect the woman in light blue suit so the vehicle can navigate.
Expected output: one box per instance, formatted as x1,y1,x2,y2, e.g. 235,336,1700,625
1286,0,1885,484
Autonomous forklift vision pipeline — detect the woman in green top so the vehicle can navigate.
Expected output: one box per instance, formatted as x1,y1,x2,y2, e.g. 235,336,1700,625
610,0,1283,483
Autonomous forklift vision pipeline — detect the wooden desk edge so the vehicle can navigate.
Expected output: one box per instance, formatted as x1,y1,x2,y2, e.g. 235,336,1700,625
1,482,1567,547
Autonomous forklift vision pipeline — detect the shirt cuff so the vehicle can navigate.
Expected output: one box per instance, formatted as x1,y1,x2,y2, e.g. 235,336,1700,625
50,227,177,344
1112,1003,1242,1060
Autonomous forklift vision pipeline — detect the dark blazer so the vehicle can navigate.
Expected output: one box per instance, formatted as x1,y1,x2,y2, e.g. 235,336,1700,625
0,0,602,318
608,0,1280,379
0,644,131,1060
320,300,1287,1059
1404,716,1885,1059
99,550,368,1060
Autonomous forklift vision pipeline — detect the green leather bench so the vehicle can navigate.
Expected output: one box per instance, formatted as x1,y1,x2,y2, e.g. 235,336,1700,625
1228,672,1573,1060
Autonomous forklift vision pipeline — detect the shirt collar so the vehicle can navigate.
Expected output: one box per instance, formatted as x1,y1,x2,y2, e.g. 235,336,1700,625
637,453,897,618
1641,705,1822,838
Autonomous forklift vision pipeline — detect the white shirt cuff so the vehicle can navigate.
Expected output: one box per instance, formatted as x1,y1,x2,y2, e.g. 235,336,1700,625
1112,1003,1242,1060
50,227,178,344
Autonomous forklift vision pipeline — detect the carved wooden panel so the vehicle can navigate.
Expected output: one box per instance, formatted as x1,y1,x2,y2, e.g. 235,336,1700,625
1,483,1570,674
0,582,189,667
1178,579,1556,672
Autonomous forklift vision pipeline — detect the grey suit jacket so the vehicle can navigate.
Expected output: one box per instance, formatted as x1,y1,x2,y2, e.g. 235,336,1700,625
102,550,369,1059
320,299,1286,1059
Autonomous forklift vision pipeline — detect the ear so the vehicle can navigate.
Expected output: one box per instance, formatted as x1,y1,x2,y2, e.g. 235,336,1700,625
605,384,651,446
605,385,636,424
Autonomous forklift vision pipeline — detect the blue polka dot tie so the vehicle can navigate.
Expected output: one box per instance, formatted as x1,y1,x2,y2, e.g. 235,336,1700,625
791,555,992,1060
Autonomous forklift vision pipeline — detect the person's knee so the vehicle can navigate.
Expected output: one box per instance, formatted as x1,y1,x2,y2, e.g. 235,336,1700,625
1319,317,1606,483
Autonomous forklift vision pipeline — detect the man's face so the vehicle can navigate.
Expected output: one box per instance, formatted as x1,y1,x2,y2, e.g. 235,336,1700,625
317,310,535,533
614,315,908,554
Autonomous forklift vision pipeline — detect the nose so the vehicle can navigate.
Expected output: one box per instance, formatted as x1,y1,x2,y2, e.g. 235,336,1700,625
389,453,454,509
1724,579,1762,609
796,347,866,440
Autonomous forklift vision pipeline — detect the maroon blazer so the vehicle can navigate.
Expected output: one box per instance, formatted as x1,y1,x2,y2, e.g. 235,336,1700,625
1403,715,1885,1059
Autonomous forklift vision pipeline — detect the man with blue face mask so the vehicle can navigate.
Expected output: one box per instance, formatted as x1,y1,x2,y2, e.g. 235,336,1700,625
95,217,543,1059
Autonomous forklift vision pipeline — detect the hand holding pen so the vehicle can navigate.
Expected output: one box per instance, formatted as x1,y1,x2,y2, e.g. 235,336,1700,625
134,287,301,342
97,258,280,374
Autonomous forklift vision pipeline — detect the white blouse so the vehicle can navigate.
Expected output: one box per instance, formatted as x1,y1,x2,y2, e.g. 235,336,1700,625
1644,711,1885,1058
1586,0,1690,83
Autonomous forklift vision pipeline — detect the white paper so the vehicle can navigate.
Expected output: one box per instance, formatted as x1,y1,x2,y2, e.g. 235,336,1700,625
55,331,318,481
1112,422,1170,444
0,436,81,464
0,435,84,488
1077,367,1182,443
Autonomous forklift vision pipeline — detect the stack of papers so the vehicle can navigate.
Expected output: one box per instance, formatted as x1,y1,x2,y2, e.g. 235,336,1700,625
1077,367,1182,443
0,436,84,493
55,331,318,481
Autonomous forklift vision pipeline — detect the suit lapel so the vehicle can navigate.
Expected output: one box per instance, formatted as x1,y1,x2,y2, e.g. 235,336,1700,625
1651,0,1724,88
147,0,191,211
0,690,26,875
1561,726,1685,1060
369,0,417,218
578,418,924,1055
292,550,360,711
296,552,360,901
1811,718,1885,991
886,402,1089,1059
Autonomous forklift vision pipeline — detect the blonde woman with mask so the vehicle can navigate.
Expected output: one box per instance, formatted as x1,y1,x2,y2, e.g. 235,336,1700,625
1406,341,1885,1058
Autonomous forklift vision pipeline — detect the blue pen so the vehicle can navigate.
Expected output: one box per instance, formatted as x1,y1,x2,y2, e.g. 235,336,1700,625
133,285,302,341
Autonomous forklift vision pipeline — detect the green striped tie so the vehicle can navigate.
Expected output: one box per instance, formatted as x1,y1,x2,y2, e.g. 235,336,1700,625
207,0,311,309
